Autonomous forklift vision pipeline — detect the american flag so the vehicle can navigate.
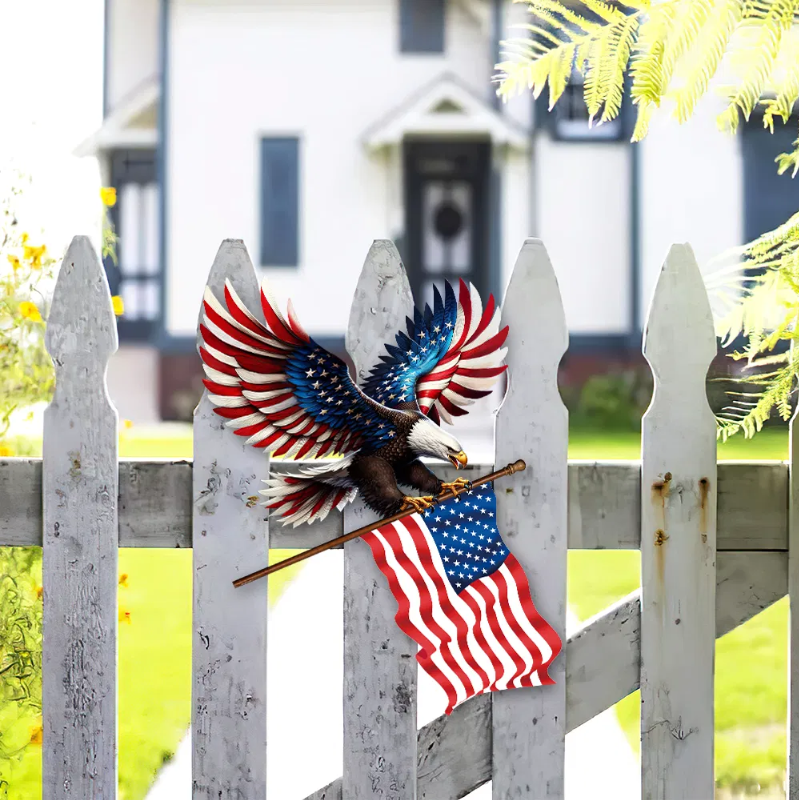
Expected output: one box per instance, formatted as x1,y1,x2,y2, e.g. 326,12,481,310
362,483,562,715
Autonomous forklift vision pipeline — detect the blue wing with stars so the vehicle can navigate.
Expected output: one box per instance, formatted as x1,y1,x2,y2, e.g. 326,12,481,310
199,278,397,459
361,279,509,425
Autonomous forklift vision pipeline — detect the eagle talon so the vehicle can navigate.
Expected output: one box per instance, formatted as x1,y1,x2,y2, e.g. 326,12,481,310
401,495,435,514
440,477,472,494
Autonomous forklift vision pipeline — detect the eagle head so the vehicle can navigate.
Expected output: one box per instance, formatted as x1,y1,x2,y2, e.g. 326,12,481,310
407,416,468,468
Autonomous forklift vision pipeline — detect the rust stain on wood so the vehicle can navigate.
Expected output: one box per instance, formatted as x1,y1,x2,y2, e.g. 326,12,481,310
652,474,671,589
699,478,710,543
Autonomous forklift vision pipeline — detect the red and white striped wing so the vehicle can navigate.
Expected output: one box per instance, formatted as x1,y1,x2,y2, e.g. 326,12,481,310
199,279,375,460
418,281,508,425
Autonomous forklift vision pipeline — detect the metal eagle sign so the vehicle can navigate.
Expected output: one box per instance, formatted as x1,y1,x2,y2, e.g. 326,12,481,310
199,276,561,713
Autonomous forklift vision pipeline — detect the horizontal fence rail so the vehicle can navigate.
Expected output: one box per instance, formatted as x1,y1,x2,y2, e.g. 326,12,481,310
1,234,795,799
0,459,788,551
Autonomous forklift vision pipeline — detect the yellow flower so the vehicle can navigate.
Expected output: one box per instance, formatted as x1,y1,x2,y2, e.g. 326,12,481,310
18,301,42,322
112,295,124,316
119,573,129,588
0,443,12,457
23,244,46,268
6,254,20,270
122,419,133,430
35,585,43,601
20,233,29,245
100,187,117,207
29,724,43,746
119,608,132,624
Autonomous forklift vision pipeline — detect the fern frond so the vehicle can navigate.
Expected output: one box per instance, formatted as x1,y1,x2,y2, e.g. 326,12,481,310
659,0,714,93
717,0,796,133
671,0,742,123
715,351,798,439
602,14,641,121
707,202,799,438
776,131,799,177
497,0,651,122
761,28,799,129
631,99,657,140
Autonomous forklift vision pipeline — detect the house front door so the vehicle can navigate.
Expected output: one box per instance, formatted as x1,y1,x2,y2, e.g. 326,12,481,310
403,140,491,309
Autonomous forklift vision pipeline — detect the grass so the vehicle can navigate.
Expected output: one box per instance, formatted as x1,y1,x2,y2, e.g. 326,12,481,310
2,422,790,796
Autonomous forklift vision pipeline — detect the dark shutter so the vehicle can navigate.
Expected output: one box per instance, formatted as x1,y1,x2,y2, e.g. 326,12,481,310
260,137,300,266
742,121,799,241
400,0,445,54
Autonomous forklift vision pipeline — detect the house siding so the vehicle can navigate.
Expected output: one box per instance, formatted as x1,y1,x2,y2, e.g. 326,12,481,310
638,95,743,319
106,0,160,112
165,0,496,339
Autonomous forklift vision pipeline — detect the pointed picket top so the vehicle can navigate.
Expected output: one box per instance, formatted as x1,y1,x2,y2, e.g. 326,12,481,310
196,238,264,348
493,238,568,798
46,235,118,363
343,237,417,798
346,239,413,381
192,237,269,796
501,238,568,372
643,243,716,384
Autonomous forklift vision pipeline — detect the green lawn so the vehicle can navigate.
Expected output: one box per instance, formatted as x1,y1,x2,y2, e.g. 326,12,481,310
2,423,790,796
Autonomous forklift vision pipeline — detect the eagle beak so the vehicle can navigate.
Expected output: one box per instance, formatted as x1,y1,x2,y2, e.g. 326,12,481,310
448,451,468,469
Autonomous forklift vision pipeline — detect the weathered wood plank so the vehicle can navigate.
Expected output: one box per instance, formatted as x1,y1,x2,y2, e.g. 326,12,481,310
0,459,789,550
305,550,786,800
192,240,269,799
343,240,417,799
42,236,119,799
493,239,568,798
789,367,799,799
640,244,717,799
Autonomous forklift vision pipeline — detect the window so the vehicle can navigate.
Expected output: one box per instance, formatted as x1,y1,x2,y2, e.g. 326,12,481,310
742,119,799,241
260,137,300,267
400,0,445,54
551,70,624,141
107,149,161,342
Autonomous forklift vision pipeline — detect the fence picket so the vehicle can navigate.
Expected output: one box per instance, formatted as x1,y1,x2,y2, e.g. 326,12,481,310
342,240,417,799
640,243,717,799
493,239,568,798
790,360,799,799
192,240,269,798
42,235,119,798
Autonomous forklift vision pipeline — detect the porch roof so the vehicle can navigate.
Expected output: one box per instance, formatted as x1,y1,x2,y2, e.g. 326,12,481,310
74,75,159,156
361,72,530,151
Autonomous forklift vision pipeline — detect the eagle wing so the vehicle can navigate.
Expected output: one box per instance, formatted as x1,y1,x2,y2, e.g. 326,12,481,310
199,279,399,460
361,279,508,425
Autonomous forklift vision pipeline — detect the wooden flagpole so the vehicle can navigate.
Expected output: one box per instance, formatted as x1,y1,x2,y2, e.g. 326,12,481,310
233,459,527,587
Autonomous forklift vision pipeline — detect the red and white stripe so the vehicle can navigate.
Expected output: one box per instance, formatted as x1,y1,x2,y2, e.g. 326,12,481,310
362,515,561,715
418,279,509,425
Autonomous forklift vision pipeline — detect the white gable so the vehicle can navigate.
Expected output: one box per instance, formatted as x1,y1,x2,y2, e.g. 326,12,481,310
362,73,529,151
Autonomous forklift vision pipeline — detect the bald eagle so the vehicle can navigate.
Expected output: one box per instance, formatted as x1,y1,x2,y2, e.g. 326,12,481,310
199,278,508,525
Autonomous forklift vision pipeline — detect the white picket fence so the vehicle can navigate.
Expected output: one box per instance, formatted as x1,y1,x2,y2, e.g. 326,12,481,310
0,234,795,799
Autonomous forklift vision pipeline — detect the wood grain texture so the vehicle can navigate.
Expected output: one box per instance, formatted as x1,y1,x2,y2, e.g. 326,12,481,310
192,240,270,799
790,382,799,799
0,460,788,550
493,239,568,798
42,236,119,799
305,551,786,800
343,240,417,799
640,244,717,799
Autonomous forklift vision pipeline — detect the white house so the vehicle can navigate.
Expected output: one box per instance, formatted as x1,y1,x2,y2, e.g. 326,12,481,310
77,0,798,421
